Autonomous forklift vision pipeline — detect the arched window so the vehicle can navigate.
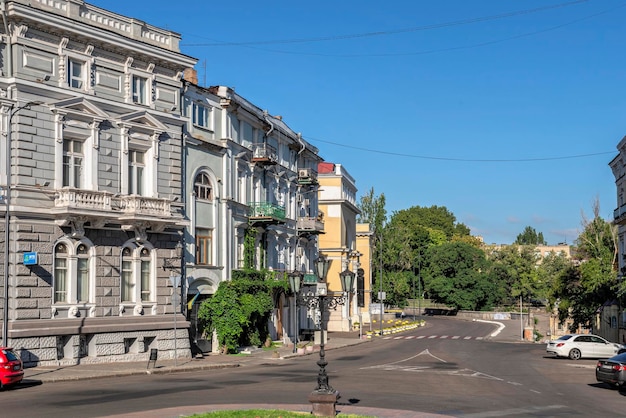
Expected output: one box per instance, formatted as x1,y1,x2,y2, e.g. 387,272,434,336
53,240,94,304
194,172,213,201
54,243,68,303
121,243,154,303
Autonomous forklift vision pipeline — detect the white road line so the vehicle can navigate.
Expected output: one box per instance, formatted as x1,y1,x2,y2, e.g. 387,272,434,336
460,405,566,417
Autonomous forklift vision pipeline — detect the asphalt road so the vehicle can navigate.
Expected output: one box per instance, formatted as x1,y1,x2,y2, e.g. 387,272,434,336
3,317,625,417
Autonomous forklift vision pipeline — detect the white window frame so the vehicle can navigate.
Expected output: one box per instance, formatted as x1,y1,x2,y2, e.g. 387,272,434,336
120,242,155,304
53,239,95,306
192,102,213,130
68,58,86,89
128,149,146,195
132,75,148,105
194,172,213,201
62,137,84,188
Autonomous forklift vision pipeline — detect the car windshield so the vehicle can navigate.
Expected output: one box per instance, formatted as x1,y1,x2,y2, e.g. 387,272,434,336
557,335,573,341
2,349,19,361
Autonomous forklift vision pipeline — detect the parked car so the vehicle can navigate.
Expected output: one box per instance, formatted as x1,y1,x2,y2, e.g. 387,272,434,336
546,334,626,360
0,347,23,389
596,353,626,388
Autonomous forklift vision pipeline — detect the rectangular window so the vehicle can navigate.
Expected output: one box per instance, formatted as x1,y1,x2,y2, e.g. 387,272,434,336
77,258,89,303
140,260,151,301
54,258,67,303
192,103,212,129
132,75,148,104
68,59,85,89
196,229,212,265
128,150,145,195
62,139,83,188
121,259,133,302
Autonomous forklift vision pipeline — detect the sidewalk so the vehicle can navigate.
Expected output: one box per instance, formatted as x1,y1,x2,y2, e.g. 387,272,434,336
23,331,367,383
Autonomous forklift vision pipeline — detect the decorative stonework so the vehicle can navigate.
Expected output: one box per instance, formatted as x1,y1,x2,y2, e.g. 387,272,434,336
68,306,79,318
133,304,144,316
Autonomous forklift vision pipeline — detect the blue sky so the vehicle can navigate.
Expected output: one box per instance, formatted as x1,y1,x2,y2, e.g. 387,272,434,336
92,0,626,245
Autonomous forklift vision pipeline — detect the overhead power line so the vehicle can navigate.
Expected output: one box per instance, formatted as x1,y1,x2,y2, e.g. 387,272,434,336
182,0,589,47
304,135,615,162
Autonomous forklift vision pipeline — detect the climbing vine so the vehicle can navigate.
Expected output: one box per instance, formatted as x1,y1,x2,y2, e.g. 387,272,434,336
197,268,289,353
244,226,257,269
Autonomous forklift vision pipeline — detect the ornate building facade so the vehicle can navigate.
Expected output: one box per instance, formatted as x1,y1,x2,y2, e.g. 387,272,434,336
0,0,196,365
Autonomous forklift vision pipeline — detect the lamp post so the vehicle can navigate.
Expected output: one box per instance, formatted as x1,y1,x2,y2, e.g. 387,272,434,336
163,241,183,366
3,101,42,347
288,269,303,353
288,254,354,417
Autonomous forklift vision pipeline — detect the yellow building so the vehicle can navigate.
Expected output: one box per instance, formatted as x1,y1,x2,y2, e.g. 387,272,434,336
317,162,371,331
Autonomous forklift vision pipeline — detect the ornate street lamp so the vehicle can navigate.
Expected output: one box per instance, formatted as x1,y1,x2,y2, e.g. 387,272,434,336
290,253,354,417
162,240,183,366
288,270,304,353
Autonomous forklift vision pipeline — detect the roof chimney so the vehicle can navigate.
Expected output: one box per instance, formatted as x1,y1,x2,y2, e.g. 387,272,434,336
183,68,198,85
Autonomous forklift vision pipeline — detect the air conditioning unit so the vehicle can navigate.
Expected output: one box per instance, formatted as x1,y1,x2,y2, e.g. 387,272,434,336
298,168,310,178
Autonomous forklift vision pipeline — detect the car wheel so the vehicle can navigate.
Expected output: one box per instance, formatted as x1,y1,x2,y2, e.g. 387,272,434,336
569,348,581,360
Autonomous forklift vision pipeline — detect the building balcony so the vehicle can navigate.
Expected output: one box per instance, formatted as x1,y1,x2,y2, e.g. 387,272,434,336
297,167,318,185
296,216,324,235
248,202,286,226
615,205,626,225
251,143,278,165
52,189,183,228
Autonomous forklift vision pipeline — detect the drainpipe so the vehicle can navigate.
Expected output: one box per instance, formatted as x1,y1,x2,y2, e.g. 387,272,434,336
262,110,274,139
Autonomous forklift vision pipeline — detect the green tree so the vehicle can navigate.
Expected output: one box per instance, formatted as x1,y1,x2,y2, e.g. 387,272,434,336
391,205,470,241
423,242,497,311
514,226,546,245
550,200,617,332
487,245,541,308
357,188,387,305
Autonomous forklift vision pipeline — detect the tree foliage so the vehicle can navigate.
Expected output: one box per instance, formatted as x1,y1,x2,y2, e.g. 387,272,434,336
514,226,546,245
548,200,617,332
423,242,498,311
197,269,288,353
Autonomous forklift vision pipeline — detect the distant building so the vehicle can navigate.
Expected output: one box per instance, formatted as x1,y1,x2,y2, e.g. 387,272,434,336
317,162,369,331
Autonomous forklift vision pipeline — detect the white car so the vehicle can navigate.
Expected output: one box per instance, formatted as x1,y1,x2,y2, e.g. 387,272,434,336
546,334,626,360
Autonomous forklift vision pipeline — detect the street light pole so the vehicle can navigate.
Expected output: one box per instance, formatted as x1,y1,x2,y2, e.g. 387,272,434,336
290,255,354,417
288,270,303,353
163,241,183,365
3,101,42,347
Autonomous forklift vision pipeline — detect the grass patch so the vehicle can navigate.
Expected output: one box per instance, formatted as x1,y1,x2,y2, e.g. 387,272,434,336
187,410,372,417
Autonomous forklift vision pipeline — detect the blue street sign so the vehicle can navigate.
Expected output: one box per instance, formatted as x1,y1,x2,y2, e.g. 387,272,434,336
23,252,37,266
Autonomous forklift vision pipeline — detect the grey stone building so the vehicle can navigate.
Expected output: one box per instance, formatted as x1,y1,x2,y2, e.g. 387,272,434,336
0,0,196,365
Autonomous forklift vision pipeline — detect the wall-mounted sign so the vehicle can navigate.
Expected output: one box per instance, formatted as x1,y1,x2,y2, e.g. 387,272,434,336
23,252,37,266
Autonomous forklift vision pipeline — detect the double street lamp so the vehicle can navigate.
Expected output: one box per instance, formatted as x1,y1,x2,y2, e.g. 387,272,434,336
162,241,183,366
288,254,355,416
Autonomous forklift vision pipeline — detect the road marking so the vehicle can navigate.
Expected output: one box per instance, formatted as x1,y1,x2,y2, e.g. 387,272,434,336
382,335,483,340
459,405,567,417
